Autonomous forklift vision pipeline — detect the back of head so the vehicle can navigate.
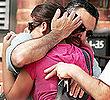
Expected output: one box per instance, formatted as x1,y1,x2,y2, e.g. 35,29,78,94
29,2,65,32
65,0,99,46
65,0,99,26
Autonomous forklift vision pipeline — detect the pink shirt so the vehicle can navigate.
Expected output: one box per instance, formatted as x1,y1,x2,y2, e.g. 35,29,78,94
24,44,94,100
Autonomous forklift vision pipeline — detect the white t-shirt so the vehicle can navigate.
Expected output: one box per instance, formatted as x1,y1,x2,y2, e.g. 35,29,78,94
99,60,110,86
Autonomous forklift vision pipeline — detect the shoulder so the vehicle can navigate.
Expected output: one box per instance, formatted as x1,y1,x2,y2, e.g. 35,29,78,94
24,62,37,80
47,44,83,63
11,32,32,47
48,44,82,54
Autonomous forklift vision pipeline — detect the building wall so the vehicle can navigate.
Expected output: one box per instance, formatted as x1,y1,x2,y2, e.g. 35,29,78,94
16,0,70,33
15,0,110,33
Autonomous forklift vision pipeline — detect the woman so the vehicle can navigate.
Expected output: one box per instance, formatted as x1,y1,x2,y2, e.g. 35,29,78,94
2,2,93,100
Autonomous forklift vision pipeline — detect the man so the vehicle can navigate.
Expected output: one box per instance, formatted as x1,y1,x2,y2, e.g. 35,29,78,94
44,61,110,100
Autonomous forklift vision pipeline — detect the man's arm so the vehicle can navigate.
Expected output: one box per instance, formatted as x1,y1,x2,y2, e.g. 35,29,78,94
11,9,82,67
44,62,110,100
68,65,110,100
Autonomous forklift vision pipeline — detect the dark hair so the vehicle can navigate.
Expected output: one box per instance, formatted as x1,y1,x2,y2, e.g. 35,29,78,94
29,2,65,33
65,0,99,28
65,0,99,45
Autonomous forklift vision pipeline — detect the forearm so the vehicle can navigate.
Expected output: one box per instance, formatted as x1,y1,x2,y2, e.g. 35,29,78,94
12,10,82,67
2,48,15,95
12,30,62,67
69,66,110,100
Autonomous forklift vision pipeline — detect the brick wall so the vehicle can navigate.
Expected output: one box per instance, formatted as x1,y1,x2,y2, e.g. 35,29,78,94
16,0,70,33
15,0,110,33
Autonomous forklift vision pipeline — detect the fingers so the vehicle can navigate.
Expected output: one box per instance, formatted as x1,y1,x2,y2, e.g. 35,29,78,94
69,81,77,96
8,34,16,42
72,15,82,27
44,64,56,73
4,31,16,41
68,11,75,21
60,11,68,21
69,81,84,98
7,31,16,41
73,84,81,98
44,64,57,79
52,9,61,21
5,31,15,40
45,68,57,79
3,31,16,49
79,89,84,98
24,27,30,33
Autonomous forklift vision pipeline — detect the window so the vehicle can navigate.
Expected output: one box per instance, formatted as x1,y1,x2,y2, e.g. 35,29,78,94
0,0,9,30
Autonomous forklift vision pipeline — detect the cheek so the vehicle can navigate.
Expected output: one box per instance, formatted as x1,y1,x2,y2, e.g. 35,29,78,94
81,33,86,41
31,28,43,38
35,32,43,37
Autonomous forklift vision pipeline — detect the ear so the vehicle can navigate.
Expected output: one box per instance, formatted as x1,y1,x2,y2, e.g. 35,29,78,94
41,22,48,33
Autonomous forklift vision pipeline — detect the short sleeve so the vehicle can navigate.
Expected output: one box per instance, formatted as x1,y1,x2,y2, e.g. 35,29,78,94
6,32,32,75
24,62,37,80
99,60,110,86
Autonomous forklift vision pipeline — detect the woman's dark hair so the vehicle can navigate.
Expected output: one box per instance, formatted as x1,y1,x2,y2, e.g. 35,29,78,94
29,2,65,33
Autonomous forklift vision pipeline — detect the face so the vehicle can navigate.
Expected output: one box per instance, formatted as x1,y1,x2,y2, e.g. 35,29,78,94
28,18,44,39
31,26,44,39
76,8,96,31
73,8,96,46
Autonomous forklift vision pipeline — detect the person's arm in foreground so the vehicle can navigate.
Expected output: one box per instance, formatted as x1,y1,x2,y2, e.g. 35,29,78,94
44,62,110,100
11,9,82,67
2,33,33,100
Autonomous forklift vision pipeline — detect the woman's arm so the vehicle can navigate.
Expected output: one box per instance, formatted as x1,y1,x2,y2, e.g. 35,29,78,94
11,9,82,67
2,33,16,94
44,62,110,100
2,33,34,100
6,69,33,100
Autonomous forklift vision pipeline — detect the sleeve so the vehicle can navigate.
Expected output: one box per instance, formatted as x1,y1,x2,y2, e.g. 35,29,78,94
99,60,110,86
24,63,37,80
93,58,101,78
6,32,32,75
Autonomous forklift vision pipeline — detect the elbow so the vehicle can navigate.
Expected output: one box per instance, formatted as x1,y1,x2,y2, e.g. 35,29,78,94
5,94,26,100
11,52,25,68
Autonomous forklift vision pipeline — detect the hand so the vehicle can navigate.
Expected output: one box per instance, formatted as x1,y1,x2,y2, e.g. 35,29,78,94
3,31,16,50
70,80,84,98
24,27,30,33
51,9,82,39
44,62,73,80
